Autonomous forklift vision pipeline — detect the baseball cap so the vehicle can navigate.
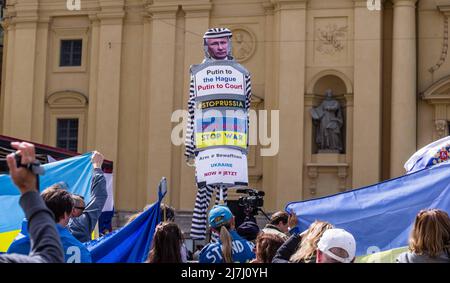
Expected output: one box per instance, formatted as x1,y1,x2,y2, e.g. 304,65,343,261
208,205,233,229
317,228,356,263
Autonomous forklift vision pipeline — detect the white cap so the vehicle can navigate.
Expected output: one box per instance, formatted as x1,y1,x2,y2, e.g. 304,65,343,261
317,228,356,263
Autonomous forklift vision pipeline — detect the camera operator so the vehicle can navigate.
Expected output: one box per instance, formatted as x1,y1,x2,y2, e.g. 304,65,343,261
0,142,64,263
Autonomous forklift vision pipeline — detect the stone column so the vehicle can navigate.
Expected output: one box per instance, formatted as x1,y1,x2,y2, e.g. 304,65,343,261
86,15,100,151
262,1,276,211
352,0,383,187
178,3,211,210
31,17,50,143
272,0,307,209
92,1,124,161
135,12,152,210
0,19,14,135
146,4,178,204
115,4,146,211
390,0,417,177
90,1,124,213
2,0,39,140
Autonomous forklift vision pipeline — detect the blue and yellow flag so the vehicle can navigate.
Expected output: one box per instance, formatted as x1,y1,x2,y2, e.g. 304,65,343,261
0,153,94,252
286,161,450,258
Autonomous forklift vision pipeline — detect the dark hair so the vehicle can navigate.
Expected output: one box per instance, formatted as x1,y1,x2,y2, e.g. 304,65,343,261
159,204,175,221
40,186,73,222
254,233,284,263
269,211,289,226
147,222,183,263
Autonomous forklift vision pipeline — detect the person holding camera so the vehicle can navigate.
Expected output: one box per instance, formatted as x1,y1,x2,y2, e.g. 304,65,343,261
7,151,101,262
199,205,255,263
0,142,64,263
7,184,93,263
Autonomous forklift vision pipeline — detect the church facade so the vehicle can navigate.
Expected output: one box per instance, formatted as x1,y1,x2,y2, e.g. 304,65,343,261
0,0,448,213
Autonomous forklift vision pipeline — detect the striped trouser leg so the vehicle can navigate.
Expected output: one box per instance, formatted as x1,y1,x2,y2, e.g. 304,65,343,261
190,185,214,240
210,186,229,243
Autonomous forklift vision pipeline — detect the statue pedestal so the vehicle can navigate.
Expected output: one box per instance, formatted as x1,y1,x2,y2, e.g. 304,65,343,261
314,153,341,164
306,153,349,198
318,149,340,154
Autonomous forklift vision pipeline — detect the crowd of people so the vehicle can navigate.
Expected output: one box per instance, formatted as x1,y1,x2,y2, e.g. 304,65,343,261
1,141,450,264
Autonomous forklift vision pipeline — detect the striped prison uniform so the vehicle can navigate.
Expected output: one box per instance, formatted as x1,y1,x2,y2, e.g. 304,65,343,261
185,65,252,241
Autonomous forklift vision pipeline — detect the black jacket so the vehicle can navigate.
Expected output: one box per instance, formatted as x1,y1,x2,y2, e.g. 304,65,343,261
272,234,302,263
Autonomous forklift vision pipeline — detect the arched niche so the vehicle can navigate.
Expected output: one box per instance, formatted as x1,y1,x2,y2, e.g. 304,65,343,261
306,71,353,155
304,70,353,198
307,70,353,95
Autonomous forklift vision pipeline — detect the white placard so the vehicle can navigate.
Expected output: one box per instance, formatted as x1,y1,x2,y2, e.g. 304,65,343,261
194,65,245,97
195,148,248,186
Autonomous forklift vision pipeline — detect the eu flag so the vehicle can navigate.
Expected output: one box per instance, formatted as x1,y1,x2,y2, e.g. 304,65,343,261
85,178,167,263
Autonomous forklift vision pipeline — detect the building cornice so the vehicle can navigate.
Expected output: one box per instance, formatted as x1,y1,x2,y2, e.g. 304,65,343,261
270,0,307,11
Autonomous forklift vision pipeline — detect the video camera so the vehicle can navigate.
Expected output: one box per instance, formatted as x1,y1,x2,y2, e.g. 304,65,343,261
14,153,45,175
236,188,265,218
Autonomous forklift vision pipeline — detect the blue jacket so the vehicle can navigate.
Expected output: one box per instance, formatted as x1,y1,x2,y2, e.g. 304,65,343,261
199,230,255,263
7,220,92,263
68,168,107,243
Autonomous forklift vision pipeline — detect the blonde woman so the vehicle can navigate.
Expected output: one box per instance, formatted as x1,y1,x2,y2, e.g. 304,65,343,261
397,209,450,263
272,218,333,263
199,205,255,263
290,221,334,263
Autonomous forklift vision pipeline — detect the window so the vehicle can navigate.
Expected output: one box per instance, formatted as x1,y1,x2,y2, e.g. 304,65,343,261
59,39,82,67
57,119,79,152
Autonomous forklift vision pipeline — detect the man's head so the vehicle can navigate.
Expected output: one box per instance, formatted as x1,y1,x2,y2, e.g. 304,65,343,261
40,185,74,227
71,194,85,218
316,228,356,263
203,28,232,60
269,211,289,233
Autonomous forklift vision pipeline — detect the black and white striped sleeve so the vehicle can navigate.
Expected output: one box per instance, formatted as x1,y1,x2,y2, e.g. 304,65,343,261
185,75,196,160
245,74,252,149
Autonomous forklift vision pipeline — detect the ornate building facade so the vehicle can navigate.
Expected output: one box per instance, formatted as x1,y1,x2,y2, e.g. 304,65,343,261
0,0,448,214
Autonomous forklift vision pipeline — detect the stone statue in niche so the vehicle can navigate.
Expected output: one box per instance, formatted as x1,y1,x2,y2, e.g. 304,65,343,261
310,89,344,153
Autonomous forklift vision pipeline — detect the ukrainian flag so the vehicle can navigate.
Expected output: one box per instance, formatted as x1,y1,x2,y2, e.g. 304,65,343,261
0,153,94,252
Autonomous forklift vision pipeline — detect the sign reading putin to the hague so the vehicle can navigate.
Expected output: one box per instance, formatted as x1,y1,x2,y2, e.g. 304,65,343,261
191,60,250,186
194,64,245,97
